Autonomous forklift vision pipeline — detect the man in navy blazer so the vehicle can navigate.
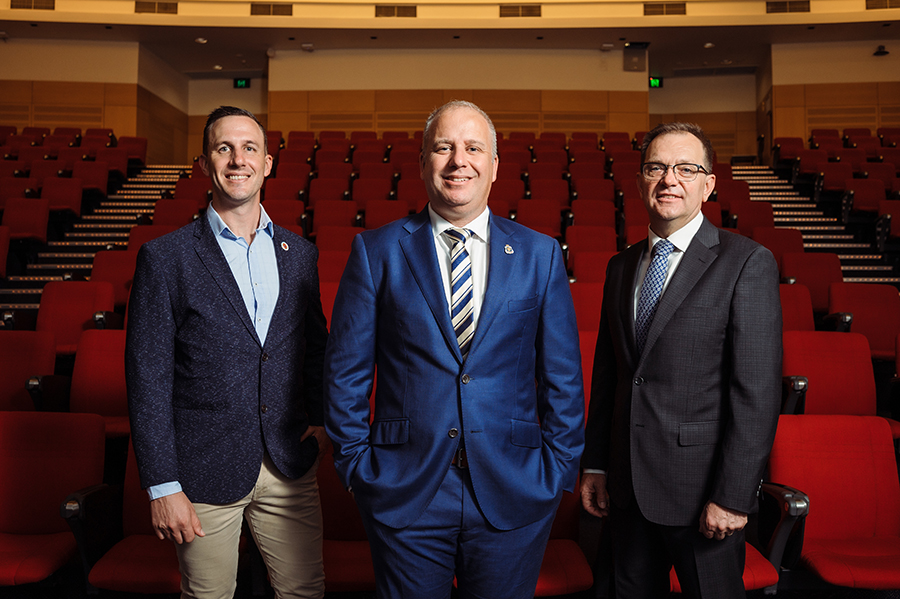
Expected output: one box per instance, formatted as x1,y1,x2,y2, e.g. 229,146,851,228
324,101,584,598
126,106,329,598
580,123,782,598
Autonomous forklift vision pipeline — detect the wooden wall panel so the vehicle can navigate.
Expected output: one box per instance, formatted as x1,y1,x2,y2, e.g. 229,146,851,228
266,89,650,139
646,111,756,161
772,82,897,141
308,91,375,113
137,86,189,165
773,85,805,108
541,90,609,113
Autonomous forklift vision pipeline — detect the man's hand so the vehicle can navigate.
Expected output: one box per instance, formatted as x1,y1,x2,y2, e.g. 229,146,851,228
302,425,332,460
150,492,205,544
580,472,609,518
699,501,747,541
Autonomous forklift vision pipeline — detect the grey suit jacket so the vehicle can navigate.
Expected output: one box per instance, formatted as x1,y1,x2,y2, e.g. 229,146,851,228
582,217,782,526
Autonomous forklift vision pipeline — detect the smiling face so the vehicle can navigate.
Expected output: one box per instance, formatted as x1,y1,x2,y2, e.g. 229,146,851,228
639,131,716,238
200,115,272,211
420,106,498,226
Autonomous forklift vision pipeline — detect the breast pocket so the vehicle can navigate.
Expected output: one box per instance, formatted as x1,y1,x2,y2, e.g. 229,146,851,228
508,295,538,313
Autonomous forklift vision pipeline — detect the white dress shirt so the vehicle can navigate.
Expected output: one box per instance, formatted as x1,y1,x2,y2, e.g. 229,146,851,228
428,204,491,329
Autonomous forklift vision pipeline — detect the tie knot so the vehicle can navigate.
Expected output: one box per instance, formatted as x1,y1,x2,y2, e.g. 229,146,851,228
443,228,473,246
653,239,674,258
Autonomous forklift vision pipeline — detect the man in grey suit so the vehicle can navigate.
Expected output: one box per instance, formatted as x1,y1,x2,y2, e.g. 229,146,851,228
580,122,782,598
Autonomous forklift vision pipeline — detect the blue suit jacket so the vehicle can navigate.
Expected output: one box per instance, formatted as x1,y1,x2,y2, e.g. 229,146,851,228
125,216,328,505
324,209,584,531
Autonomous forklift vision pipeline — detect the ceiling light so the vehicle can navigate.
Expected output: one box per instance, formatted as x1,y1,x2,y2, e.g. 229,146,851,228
195,37,207,44
704,42,715,49
213,65,223,70
600,43,615,52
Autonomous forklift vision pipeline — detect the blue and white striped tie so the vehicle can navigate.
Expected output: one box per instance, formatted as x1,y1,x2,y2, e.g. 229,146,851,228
443,228,475,360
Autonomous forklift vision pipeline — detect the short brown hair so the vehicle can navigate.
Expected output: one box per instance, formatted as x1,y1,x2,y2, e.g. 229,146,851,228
202,106,267,157
639,122,715,171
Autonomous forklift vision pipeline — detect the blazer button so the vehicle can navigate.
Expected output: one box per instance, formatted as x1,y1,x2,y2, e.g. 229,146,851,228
261,353,269,362
261,404,268,414
461,374,471,384
448,428,459,438
633,377,644,386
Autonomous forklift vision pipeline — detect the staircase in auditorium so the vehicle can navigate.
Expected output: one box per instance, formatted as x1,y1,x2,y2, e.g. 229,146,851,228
735,164,899,286
2,162,898,313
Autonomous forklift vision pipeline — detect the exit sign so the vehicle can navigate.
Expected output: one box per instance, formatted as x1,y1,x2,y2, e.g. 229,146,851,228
234,78,251,89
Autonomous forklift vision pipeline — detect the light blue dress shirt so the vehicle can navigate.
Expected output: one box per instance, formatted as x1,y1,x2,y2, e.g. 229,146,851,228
147,203,281,501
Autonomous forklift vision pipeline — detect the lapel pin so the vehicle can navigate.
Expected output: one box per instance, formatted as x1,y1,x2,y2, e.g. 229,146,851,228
504,244,514,255
281,241,289,251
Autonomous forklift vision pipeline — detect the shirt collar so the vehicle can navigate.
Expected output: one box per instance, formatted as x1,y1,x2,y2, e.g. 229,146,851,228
427,204,491,243
647,210,704,254
206,203,275,241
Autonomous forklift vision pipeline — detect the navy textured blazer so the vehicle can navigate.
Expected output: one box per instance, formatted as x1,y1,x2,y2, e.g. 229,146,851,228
324,210,585,531
582,218,782,526
126,216,328,505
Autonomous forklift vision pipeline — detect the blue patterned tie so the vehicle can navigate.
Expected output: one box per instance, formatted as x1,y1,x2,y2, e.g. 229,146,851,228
635,239,675,354
443,228,475,360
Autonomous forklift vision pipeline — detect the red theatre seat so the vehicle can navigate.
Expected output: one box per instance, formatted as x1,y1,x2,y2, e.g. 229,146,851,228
768,415,900,590
36,281,116,355
0,411,105,586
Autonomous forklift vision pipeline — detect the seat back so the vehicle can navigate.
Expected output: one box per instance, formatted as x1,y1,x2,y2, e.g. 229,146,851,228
782,331,876,416
152,199,198,226
0,330,55,411
769,415,900,540
779,284,815,332
36,281,116,355
128,225,179,250
781,252,843,313
70,330,129,423
90,250,139,308
829,282,900,360
0,411,105,534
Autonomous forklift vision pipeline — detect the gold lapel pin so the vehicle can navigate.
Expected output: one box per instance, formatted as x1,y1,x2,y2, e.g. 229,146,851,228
281,241,289,251
504,244,514,255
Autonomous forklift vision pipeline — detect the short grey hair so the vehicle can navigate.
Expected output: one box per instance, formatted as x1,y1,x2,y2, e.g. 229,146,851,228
422,100,498,158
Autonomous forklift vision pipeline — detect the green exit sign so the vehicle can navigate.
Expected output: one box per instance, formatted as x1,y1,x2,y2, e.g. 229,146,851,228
233,78,251,89
649,77,663,89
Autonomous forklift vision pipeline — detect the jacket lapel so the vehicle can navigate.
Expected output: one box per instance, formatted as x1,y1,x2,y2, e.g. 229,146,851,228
192,217,261,345
639,218,719,360
464,214,514,361
399,210,462,362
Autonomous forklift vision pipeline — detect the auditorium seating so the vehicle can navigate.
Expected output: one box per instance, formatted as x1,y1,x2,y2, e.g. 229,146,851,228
128,224,179,250
0,411,105,586
563,225,617,270
264,177,308,202
569,199,617,229
779,283,815,331
828,282,900,362
364,199,408,229
767,415,900,589
0,225,8,279
752,227,804,273
152,199,198,226
488,179,526,211
63,440,181,595
516,199,561,238
70,329,130,438
90,249,139,310
570,282,603,331
570,250,616,285
533,477,593,596
780,252,843,314
2,197,50,244
0,330,55,411
36,280,116,355
262,199,307,230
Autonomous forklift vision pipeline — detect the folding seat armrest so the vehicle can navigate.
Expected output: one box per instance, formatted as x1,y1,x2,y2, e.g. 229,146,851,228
1,311,15,329
61,483,124,586
93,310,124,330
840,190,854,225
565,211,574,227
781,376,807,415
821,311,852,332
27,374,71,412
876,213,891,253
758,482,809,571
300,213,309,238
780,277,796,285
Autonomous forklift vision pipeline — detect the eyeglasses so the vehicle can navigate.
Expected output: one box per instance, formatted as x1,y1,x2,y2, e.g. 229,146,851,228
640,162,710,182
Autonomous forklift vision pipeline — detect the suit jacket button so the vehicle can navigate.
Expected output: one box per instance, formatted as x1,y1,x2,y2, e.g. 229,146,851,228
461,374,471,384
448,428,459,438
261,404,268,414
633,377,644,386
261,353,269,362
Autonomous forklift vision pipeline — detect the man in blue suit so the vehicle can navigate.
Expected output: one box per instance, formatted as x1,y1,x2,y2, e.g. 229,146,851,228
126,106,329,599
324,100,584,599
